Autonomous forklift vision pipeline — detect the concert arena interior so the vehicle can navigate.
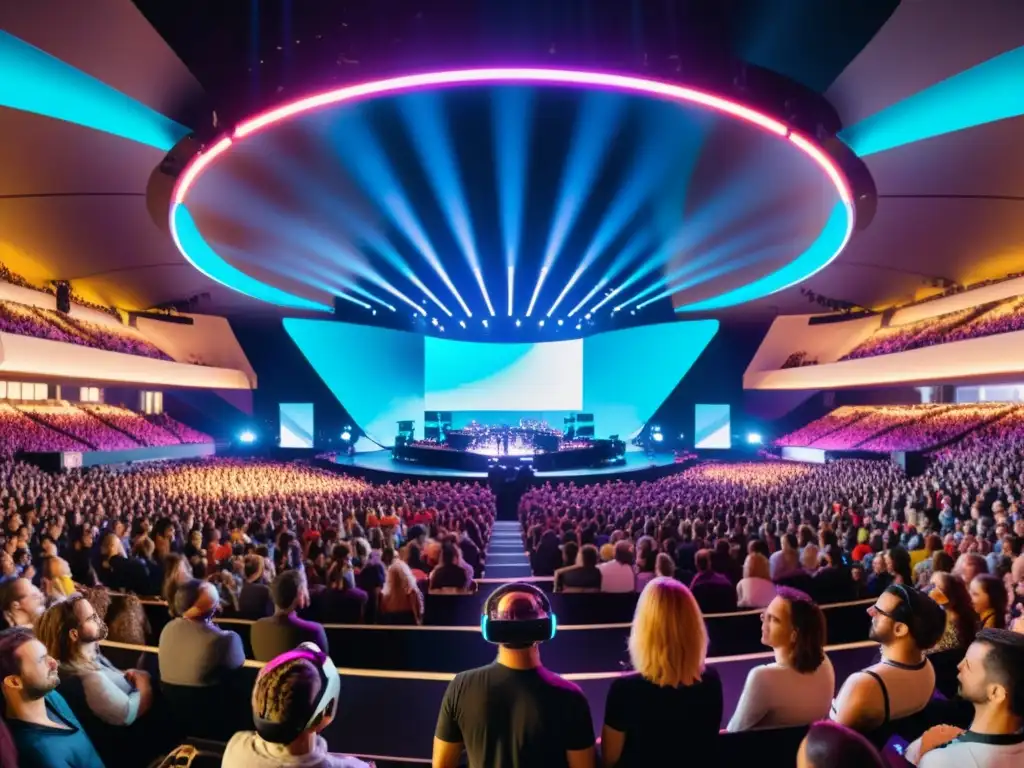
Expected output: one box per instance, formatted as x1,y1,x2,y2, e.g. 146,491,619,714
0,2,1023,767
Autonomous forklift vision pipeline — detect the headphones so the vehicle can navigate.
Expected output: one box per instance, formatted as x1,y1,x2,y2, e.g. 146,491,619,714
254,642,341,745
480,582,558,646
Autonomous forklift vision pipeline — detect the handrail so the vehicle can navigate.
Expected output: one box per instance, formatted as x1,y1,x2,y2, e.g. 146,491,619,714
143,596,874,631
99,638,878,683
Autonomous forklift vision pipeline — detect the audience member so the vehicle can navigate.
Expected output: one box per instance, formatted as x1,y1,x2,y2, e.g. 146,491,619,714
157,579,245,686
0,627,104,768
252,570,329,662
830,585,945,731
378,561,424,625
972,574,1009,630
797,720,885,768
690,549,737,613
599,541,636,594
222,642,373,767
906,629,1024,767
432,585,595,768
927,572,978,653
600,578,722,766
0,578,43,630
554,544,602,592
736,553,776,609
728,588,834,731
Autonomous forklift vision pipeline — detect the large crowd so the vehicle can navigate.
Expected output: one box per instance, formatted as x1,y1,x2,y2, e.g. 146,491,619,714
0,414,1018,765
836,293,1024,362
777,402,1024,452
0,403,211,454
0,299,171,361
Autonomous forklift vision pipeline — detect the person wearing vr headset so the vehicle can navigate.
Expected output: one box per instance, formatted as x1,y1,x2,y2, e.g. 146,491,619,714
223,642,373,768
432,582,596,768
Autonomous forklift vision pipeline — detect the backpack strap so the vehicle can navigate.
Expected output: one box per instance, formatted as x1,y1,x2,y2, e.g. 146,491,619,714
863,669,890,724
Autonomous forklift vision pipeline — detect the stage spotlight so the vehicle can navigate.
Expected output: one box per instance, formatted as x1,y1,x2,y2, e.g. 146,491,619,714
630,310,636,316
459,319,466,329
575,322,582,330
482,319,488,328
515,318,521,327
340,429,352,442
372,309,377,316
652,432,664,443
557,319,564,326
431,317,439,326
746,432,763,445
584,313,592,320
439,325,445,332
538,319,545,327
238,430,257,444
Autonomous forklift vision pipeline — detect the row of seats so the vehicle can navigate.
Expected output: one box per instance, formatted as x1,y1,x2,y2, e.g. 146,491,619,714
139,595,873,673
99,642,971,767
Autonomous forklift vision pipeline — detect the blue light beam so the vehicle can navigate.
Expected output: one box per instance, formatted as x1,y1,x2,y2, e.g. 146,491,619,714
398,92,495,315
494,87,533,315
527,92,626,316
326,113,472,316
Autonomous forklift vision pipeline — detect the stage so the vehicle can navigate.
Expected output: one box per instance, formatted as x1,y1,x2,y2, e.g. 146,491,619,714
318,449,689,485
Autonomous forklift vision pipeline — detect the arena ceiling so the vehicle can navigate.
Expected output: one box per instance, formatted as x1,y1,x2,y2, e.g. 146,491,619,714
0,0,1021,331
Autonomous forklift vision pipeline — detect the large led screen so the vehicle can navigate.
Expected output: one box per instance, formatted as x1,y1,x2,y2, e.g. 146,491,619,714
280,403,314,448
694,403,731,449
425,338,582,412
285,318,718,450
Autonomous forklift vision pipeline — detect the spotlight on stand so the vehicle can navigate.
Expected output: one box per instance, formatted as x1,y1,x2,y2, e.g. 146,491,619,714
746,432,762,445
238,430,257,444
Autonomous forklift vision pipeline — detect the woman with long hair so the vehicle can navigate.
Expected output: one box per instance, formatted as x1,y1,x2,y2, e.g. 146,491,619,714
886,546,913,586
161,553,193,618
378,559,424,625
926,572,977,653
727,587,834,731
970,573,1008,629
736,553,776,609
600,578,722,767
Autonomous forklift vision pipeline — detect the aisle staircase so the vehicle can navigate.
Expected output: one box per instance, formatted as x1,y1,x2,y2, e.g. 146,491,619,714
483,520,533,580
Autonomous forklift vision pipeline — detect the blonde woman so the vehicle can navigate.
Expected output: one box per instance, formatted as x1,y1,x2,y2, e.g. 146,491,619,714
737,553,776,609
378,559,424,625
601,577,722,767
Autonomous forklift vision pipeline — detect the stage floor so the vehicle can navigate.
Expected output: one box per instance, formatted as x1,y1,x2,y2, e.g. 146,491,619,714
328,449,682,481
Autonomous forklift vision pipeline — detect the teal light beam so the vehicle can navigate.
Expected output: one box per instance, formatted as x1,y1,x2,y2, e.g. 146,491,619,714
0,31,190,151
839,44,1024,157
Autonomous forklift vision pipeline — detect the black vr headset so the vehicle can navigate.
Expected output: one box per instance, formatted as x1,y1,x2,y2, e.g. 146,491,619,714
480,582,558,645
254,642,340,745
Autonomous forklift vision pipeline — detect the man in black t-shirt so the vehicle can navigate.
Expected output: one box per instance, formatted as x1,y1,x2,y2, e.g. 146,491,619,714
432,587,596,768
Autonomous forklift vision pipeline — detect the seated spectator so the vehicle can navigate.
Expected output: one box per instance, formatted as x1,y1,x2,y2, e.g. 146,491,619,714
797,721,885,768
223,642,372,767
690,549,737,614
813,545,857,604
40,556,76,600
599,541,636,594
0,627,104,768
736,552,776,609
238,554,273,619
378,560,424,625
0,578,43,630
927,572,978,653
830,585,945,731
530,530,563,577
771,533,802,581
432,584,595,768
157,578,245,686
639,552,675,590
958,552,989,583
865,551,893,597
633,536,658,590
35,595,163,767
97,532,130,592
601,578,721,766
554,544,602,592
971,574,1009,630
66,527,97,587
429,541,473,592
314,559,368,624
252,569,329,662
906,629,1024,767
728,588,834,731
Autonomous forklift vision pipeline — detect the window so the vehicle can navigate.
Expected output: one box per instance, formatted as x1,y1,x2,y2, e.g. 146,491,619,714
141,391,164,414
79,387,100,403
34,383,47,400
8,382,21,400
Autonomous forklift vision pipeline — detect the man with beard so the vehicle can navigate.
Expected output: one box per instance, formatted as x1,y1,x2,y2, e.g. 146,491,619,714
0,626,105,767
831,584,946,732
35,595,161,767
905,629,1024,767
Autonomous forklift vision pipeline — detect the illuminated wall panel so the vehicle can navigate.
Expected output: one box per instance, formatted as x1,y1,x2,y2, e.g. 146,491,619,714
694,403,731,448
279,403,314,448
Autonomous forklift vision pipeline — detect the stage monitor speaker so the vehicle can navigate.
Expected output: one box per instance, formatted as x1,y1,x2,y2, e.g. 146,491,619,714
55,282,71,314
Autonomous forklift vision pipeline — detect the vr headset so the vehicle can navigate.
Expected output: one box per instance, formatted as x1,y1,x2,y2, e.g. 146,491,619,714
481,582,558,645
254,642,341,745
